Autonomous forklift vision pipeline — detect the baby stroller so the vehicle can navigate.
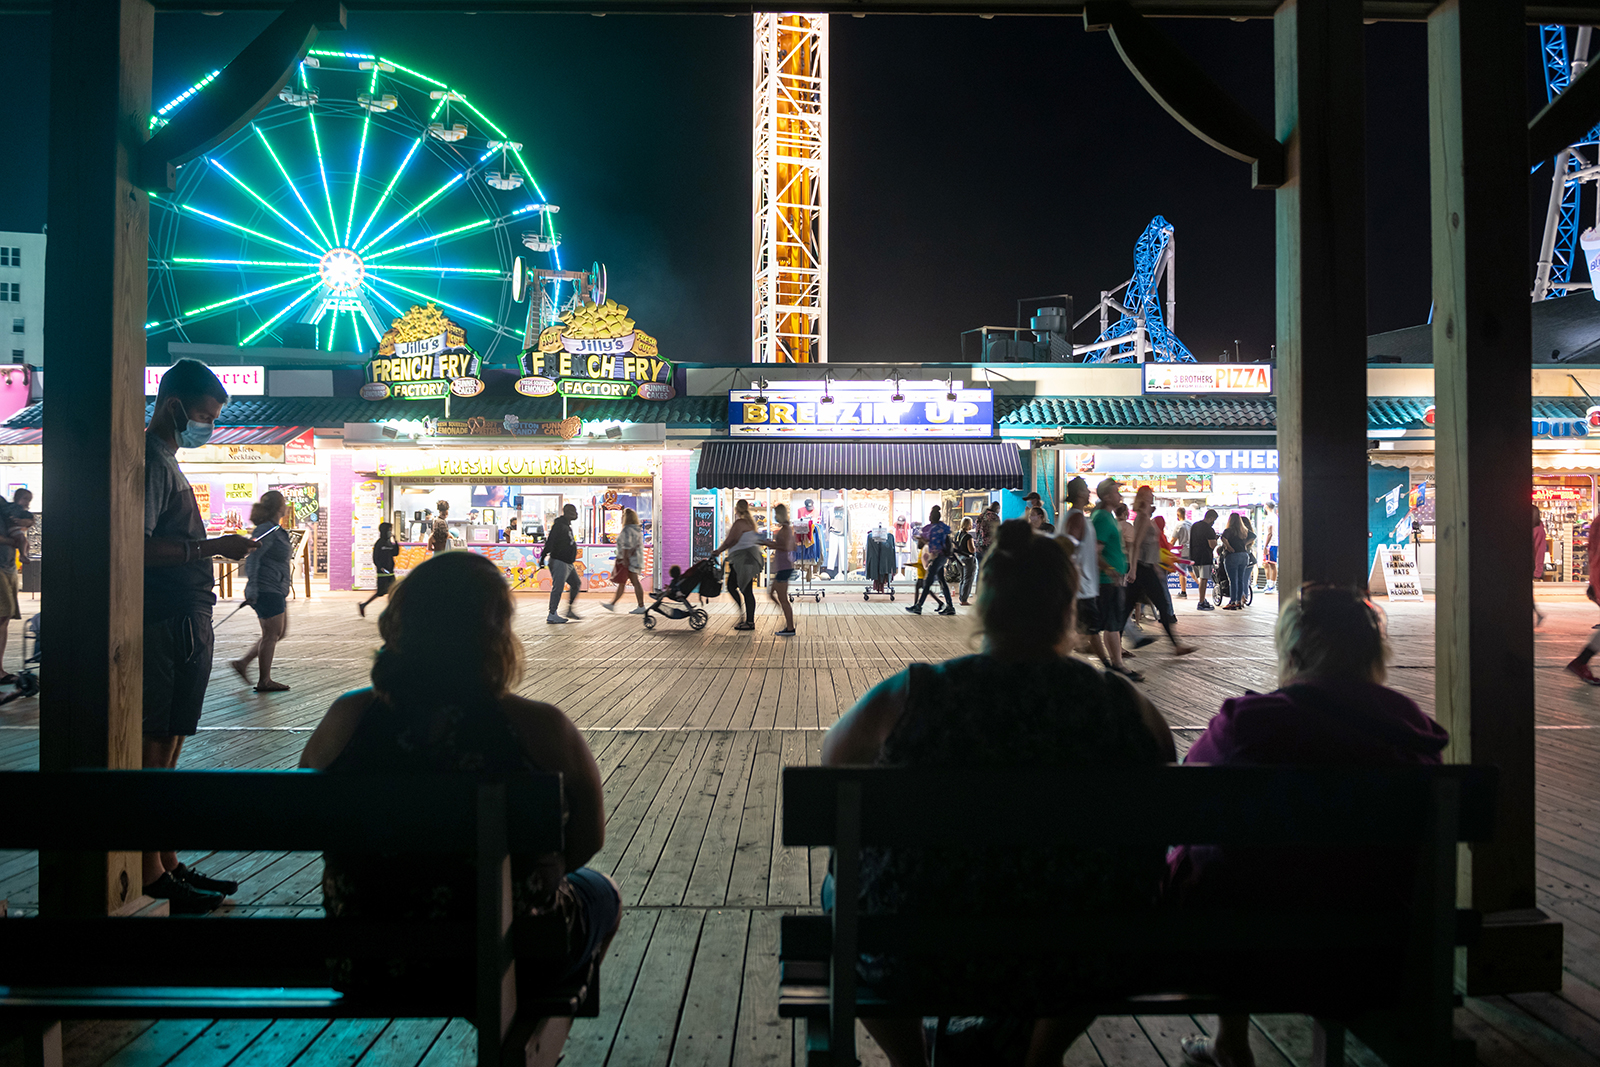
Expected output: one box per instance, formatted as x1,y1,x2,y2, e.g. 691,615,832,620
642,558,718,631
0,614,40,705
1211,548,1255,607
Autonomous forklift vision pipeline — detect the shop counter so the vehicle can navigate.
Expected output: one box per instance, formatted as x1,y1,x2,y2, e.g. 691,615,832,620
394,541,653,593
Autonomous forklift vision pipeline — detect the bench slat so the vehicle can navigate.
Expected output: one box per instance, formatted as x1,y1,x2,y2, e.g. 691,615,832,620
0,772,564,853
781,765,1498,848
0,987,594,1021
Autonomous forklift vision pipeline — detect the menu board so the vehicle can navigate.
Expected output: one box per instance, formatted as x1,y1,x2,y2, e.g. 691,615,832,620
693,505,716,559
351,479,384,590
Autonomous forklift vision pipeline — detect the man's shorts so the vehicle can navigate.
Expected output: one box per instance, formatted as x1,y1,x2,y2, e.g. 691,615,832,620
1092,583,1126,634
1191,563,1214,582
1076,593,1101,633
144,611,214,738
0,568,19,621
1267,546,1279,564
252,591,287,619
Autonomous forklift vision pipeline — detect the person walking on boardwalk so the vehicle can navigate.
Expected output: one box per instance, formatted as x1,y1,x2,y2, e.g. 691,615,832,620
1061,476,1110,669
540,503,583,624
1533,506,1548,628
765,503,798,636
713,498,763,632
231,490,295,692
300,550,621,1047
143,359,258,912
975,500,1001,568
906,505,955,616
1091,478,1140,681
1259,501,1279,593
1173,507,1193,600
1129,486,1196,656
358,522,400,618
602,508,648,615
1566,523,1600,684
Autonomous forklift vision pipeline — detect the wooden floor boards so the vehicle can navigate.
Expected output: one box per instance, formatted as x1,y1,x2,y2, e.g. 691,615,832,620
2,590,1600,1066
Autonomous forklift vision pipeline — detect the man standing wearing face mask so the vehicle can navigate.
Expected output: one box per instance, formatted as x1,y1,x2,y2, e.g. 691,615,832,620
143,359,258,912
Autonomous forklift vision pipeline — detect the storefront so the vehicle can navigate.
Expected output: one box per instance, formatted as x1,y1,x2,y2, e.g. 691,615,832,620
696,380,1022,591
343,443,665,595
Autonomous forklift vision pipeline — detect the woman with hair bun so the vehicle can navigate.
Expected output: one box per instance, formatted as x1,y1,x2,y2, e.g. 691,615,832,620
230,490,294,692
1168,583,1449,1067
299,552,620,1052
822,519,1176,1067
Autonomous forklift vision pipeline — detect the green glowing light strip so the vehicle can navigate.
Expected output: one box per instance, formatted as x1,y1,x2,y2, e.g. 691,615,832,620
350,309,366,349
372,264,500,274
256,125,333,249
368,286,406,317
173,258,307,267
308,49,376,60
182,272,318,318
452,92,548,202
181,204,320,259
308,111,341,247
209,158,327,253
368,274,493,324
241,280,322,345
345,68,379,246
358,174,462,256
363,217,492,261
326,306,338,351
378,57,447,88
351,134,426,251
150,69,221,129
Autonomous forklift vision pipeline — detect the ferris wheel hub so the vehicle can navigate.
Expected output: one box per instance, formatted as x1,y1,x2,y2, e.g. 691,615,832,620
319,248,366,294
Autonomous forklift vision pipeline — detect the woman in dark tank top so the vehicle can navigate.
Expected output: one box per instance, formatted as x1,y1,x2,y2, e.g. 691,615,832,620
823,519,1177,1067
299,551,620,1039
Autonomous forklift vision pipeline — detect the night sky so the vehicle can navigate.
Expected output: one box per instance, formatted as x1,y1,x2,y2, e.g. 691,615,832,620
0,14,1552,365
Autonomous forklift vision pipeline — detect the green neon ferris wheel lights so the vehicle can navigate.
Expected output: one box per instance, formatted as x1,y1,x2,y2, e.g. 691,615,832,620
148,51,553,354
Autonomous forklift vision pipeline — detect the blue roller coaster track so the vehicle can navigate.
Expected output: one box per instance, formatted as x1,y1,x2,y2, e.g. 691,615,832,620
1083,215,1195,364
1538,25,1600,300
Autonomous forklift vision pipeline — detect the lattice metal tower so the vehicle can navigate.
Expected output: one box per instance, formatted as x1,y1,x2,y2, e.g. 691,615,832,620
1533,25,1594,302
753,14,827,363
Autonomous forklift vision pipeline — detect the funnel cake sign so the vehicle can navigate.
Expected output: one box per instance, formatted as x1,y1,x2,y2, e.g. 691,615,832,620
362,304,485,401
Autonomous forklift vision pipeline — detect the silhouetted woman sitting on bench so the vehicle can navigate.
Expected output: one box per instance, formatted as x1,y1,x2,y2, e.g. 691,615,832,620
1168,583,1449,1067
300,551,621,1041
822,519,1177,1067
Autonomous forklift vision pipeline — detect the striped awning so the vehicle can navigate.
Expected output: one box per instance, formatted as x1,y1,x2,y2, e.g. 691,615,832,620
696,440,1024,491
208,425,314,446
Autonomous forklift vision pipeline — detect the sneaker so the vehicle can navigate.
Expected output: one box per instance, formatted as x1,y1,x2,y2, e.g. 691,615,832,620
566,609,581,620
1567,659,1600,685
629,606,648,615
144,871,224,915
547,614,569,624
1176,591,1188,599
1197,601,1215,611
905,605,922,615
172,863,238,896
600,602,616,612
775,628,796,637
937,607,958,616
1264,583,1276,593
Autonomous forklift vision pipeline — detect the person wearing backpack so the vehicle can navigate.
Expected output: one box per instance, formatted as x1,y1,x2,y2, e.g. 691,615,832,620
953,516,977,605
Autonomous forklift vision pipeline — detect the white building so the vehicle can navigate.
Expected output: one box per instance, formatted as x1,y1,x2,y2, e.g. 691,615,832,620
0,231,46,366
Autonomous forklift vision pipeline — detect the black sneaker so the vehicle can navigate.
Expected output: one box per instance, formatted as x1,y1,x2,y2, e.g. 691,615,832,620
144,872,224,914
173,863,238,896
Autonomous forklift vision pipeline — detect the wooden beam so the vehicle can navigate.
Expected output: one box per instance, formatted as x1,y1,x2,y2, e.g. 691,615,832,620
1273,0,1369,593
1528,56,1600,166
1428,0,1563,995
137,0,345,191
1084,1,1285,188
38,0,152,917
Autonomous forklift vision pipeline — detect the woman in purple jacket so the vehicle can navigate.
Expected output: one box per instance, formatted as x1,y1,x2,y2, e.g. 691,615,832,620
1169,584,1449,1067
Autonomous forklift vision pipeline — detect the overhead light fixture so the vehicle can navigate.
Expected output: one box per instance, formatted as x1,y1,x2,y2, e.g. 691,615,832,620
946,374,957,402
888,371,905,406
755,377,768,402
821,371,835,404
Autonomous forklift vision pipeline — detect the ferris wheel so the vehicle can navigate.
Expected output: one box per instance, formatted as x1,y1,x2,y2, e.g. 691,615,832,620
146,50,564,362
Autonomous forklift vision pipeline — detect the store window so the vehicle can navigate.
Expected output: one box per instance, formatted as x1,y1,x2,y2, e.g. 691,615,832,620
1534,476,1593,582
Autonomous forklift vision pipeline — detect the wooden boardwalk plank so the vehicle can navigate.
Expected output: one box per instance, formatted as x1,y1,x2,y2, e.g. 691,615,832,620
670,908,751,1067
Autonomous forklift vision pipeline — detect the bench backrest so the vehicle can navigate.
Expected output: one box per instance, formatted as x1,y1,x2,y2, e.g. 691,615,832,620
0,770,564,853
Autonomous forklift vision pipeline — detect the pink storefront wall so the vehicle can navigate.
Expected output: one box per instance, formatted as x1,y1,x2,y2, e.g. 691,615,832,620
329,453,354,591
659,451,692,579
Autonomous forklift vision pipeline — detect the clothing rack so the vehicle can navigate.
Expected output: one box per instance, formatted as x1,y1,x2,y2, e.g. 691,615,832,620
862,528,897,601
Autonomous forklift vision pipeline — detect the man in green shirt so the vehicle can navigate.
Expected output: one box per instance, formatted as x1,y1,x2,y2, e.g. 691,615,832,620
1090,478,1140,681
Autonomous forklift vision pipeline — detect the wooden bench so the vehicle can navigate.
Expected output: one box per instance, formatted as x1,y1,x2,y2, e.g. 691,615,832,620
779,764,1497,1067
0,770,601,1067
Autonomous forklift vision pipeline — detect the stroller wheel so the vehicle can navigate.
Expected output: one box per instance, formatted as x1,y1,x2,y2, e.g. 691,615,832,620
14,671,37,697
689,609,708,631
863,592,869,601
642,613,657,630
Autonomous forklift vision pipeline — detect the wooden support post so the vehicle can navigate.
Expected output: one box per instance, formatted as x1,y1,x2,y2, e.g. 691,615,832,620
1428,0,1563,994
37,0,152,918
1272,0,1369,593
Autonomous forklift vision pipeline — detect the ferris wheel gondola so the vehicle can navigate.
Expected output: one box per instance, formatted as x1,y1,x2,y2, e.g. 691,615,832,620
146,50,565,361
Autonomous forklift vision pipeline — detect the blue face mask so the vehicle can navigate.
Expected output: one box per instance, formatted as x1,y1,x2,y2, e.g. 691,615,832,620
172,405,214,449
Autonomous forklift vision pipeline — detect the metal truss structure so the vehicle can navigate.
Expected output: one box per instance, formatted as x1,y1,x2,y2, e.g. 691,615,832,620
1077,215,1195,363
753,13,827,363
1535,25,1599,302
